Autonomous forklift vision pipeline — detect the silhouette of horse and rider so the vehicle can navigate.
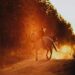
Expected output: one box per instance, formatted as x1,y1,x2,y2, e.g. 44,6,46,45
35,36,58,61
42,36,57,60
31,27,58,61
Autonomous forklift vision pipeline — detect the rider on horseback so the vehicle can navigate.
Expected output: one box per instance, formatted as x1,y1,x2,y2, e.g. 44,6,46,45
31,27,58,61
42,27,58,60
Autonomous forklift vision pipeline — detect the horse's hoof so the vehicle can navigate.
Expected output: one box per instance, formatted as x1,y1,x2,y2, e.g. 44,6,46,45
46,57,51,60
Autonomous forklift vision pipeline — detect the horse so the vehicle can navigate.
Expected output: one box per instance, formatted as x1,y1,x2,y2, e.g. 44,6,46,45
34,36,58,61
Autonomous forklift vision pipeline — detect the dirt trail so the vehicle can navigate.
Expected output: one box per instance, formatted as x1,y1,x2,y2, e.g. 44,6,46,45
1,59,75,75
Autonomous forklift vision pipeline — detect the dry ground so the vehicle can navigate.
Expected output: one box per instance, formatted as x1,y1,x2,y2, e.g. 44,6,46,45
0,59,75,75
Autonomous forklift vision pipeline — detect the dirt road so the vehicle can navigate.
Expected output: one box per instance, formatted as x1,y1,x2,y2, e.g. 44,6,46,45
1,59,75,75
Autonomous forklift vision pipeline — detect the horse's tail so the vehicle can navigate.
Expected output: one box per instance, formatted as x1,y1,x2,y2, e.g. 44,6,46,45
52,42,58,51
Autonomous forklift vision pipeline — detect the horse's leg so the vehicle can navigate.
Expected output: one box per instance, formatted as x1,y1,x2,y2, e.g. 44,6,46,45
35,49,38,61
49,49,52,59
46,50,49,59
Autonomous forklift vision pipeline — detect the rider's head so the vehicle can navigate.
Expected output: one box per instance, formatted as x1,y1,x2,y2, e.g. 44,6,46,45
43,27,46,33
